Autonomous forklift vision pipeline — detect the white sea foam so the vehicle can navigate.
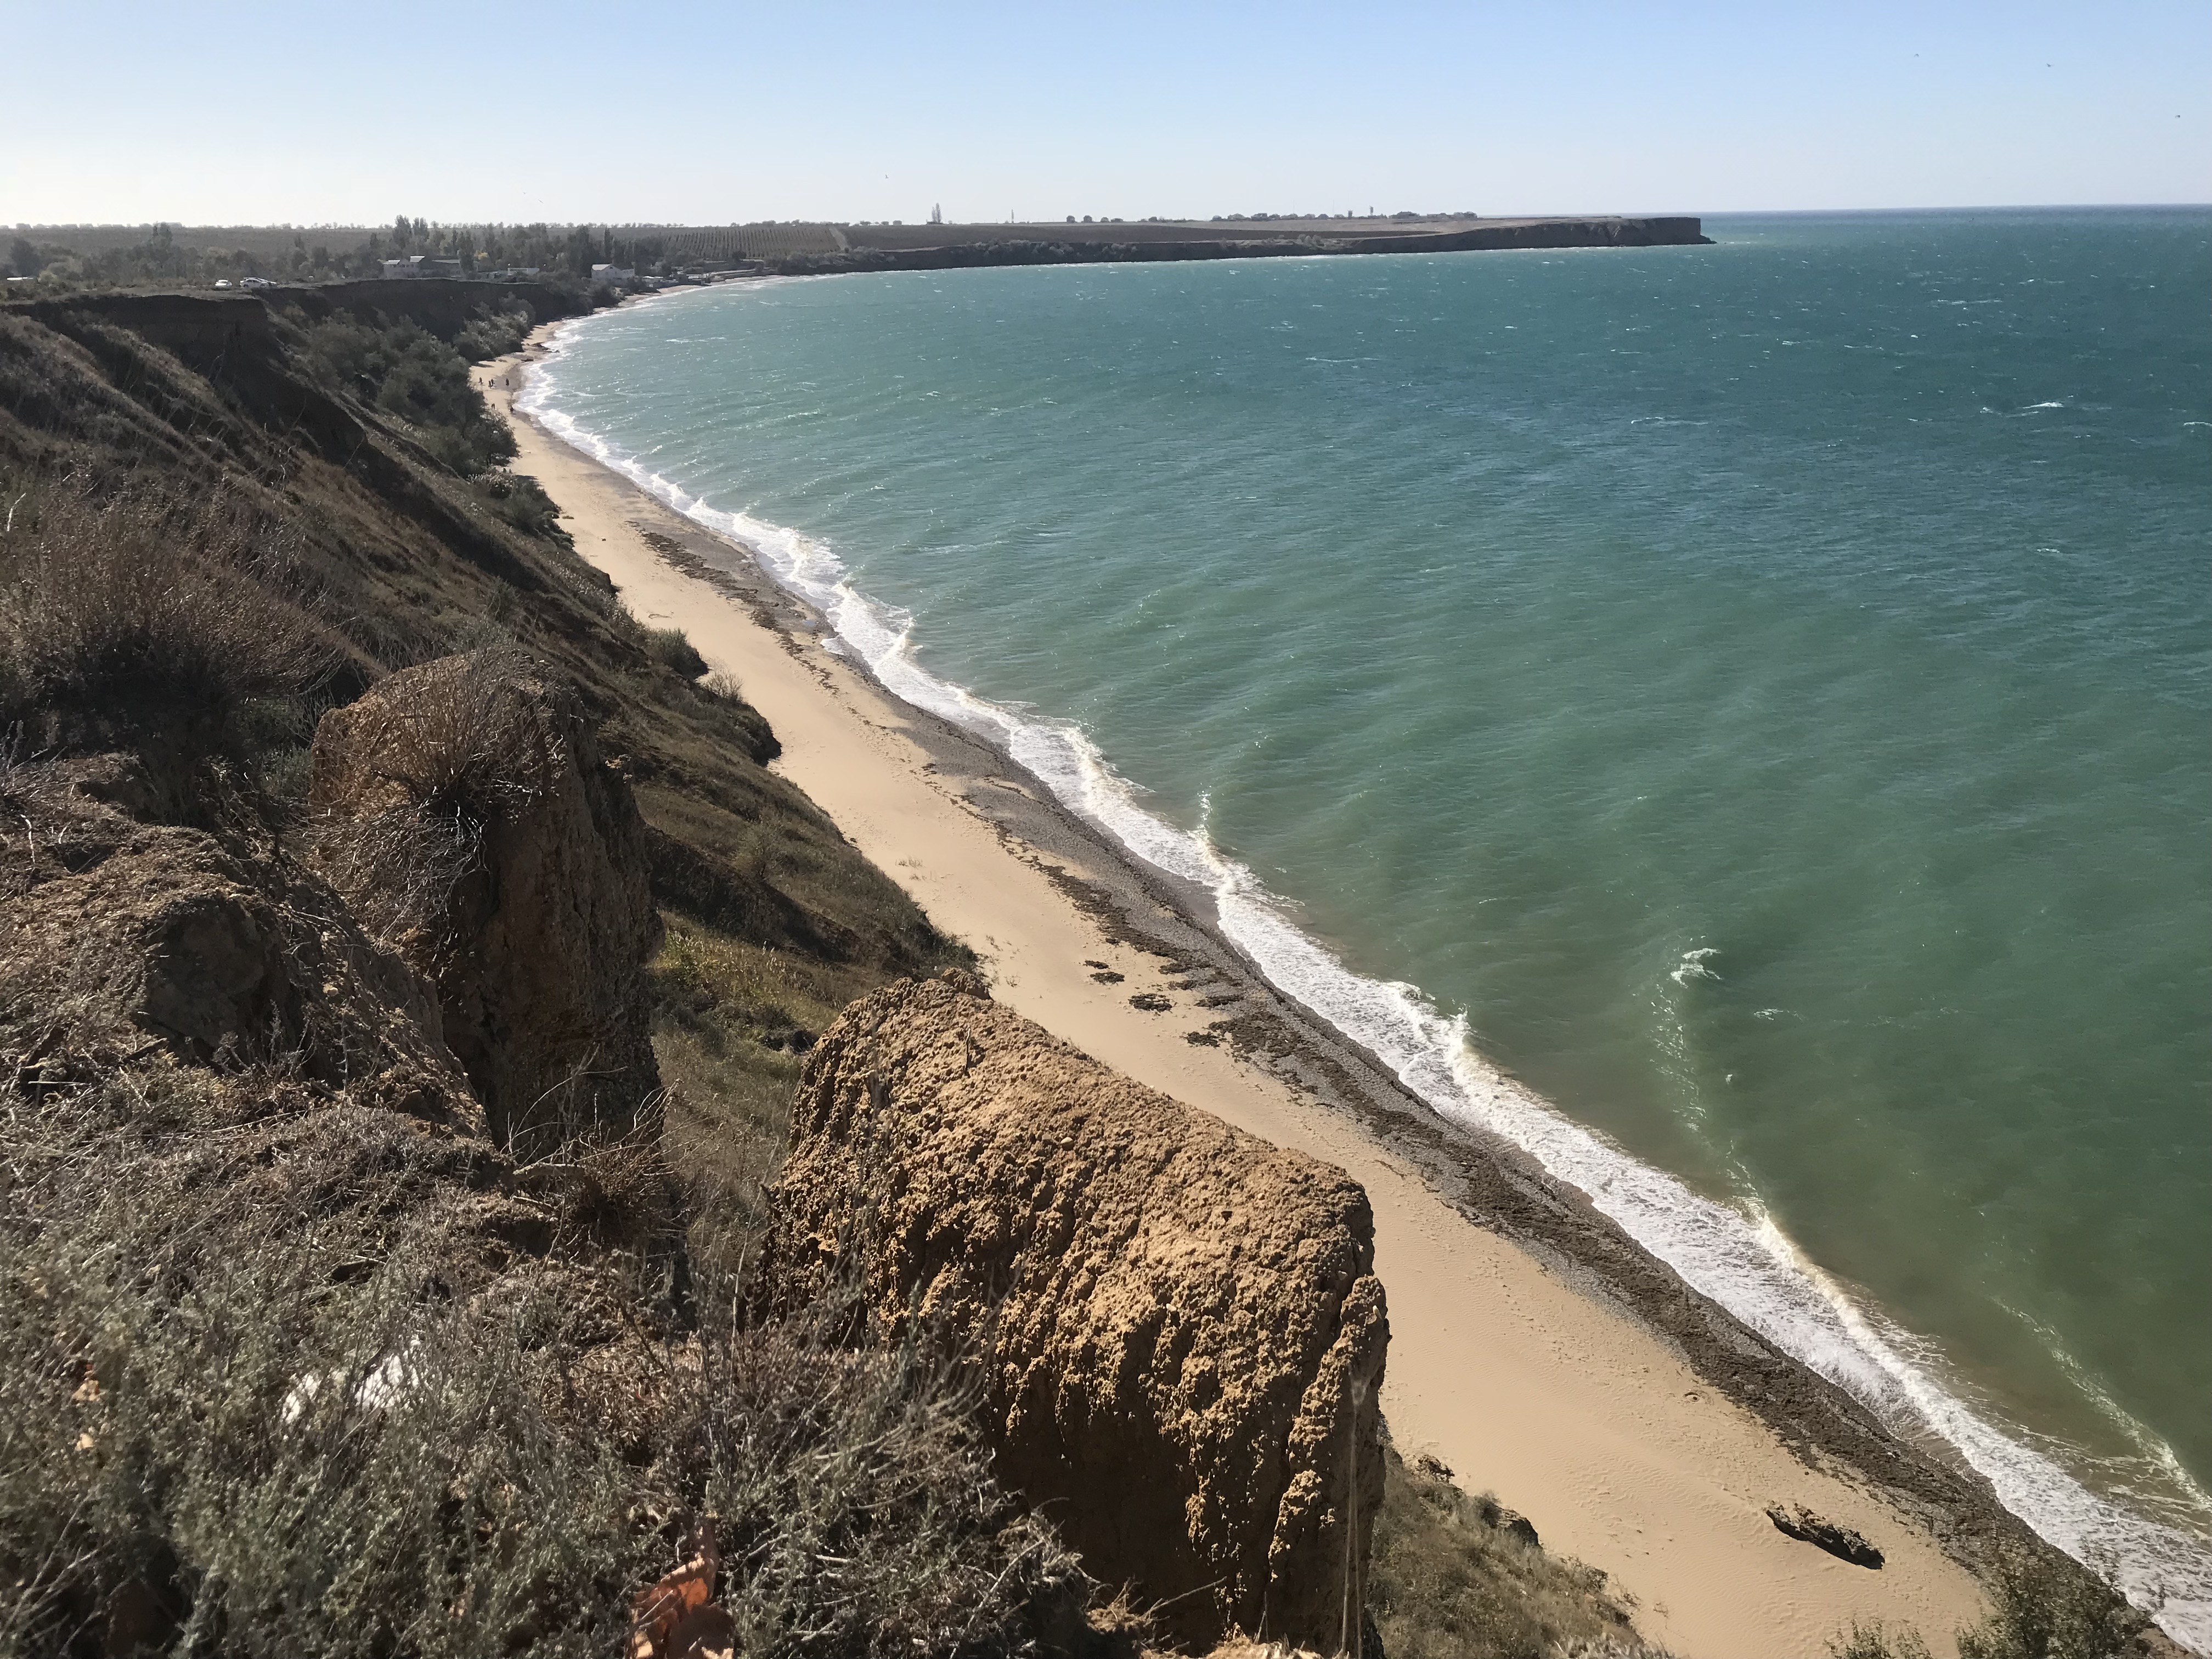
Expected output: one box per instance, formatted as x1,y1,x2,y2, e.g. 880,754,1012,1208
1671,946,1723,984
517,316,2212,1651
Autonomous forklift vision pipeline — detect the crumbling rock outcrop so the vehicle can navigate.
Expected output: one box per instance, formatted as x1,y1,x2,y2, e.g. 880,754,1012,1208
309,650,663,1151
758,974,1389,1653
1,753,476,1130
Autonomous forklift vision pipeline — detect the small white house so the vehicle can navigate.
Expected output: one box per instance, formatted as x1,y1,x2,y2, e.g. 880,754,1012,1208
590,263,635,284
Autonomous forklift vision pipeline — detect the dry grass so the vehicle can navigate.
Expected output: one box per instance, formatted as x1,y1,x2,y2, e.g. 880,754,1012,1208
648,921,860,1277
0,480,336,730
1367,1443,1645,1659
0,1070,1082,1659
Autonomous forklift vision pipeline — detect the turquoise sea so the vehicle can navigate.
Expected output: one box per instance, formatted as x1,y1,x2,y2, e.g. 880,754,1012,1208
522,210,2212,1643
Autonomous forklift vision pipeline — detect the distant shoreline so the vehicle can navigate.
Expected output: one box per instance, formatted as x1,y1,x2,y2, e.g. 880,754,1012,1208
1,215,1710,300
753,215,1711,276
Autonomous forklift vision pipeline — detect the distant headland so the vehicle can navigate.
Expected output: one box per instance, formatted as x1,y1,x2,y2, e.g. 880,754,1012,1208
742,213,1712,275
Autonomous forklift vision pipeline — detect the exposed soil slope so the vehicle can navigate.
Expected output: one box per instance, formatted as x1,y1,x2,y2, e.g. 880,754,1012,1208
762,973,1389,1652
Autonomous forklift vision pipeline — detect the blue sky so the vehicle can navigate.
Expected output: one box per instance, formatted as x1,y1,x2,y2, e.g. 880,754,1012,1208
4,1,2205,224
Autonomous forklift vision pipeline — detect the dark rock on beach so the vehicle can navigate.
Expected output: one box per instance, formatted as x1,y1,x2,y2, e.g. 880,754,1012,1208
1768,1503,1886,1570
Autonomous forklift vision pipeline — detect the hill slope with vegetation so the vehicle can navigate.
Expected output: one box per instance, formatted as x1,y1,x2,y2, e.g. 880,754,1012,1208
0,279,1065,1656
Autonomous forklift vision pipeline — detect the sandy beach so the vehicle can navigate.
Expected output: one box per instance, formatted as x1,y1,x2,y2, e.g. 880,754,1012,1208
479,330,1991,1659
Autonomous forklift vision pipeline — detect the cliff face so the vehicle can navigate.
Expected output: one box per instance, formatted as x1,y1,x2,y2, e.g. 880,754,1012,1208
310,651,663,1152
2,750,480,1136
760,974,1390,1652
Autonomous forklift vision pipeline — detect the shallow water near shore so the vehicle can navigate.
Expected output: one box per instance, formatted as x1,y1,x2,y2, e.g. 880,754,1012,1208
522,208,2212,1642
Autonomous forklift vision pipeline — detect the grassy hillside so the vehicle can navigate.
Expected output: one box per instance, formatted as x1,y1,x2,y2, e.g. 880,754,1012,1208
0,281,1029,1656
0,277,968,1201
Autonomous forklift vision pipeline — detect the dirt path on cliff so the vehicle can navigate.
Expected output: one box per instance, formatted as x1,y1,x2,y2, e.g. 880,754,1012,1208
478,334,1987,1659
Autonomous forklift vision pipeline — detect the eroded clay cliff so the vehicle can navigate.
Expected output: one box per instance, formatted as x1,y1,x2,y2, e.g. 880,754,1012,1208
309,650,663,1152
2,750,479,1132
758,973,1389,1653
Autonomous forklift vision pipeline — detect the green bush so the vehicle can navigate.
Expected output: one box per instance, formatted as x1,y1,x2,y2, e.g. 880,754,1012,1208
303,318,516,475
475,469,566,539
1958,1547,2153,1659
645,625,710,679
1830,1622,1933,1659
454,304,534,364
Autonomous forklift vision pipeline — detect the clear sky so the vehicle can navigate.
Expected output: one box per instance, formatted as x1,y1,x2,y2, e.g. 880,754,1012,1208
4,0,2205,226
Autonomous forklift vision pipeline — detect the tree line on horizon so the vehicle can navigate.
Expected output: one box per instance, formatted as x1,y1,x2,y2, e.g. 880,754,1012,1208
1,216,798,291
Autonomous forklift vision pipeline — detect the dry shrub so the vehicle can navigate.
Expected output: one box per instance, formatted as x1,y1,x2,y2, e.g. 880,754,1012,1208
307,648,550,951
675,1289,1085,1657
1367,1442,1641,1659
0,1073,1081,1659
309,800,481,953
1827,1545,2153,1659
319,646,552,822
644,626,709,680
0,480,335,725
516,1119,681,1257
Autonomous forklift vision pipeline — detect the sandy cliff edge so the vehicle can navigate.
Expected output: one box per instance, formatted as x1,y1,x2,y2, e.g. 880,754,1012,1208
477,329,1995,1659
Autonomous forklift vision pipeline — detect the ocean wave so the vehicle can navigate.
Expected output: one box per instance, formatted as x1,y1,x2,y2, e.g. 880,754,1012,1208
517,317,2212,1652
1671,946,1723,984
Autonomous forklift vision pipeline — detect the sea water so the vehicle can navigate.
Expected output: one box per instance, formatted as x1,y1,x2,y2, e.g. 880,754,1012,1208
522,209,2212,1644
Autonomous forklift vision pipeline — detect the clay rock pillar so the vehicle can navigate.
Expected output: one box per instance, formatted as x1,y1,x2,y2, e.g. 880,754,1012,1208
309,650,662,1151
759,974,1389,1652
